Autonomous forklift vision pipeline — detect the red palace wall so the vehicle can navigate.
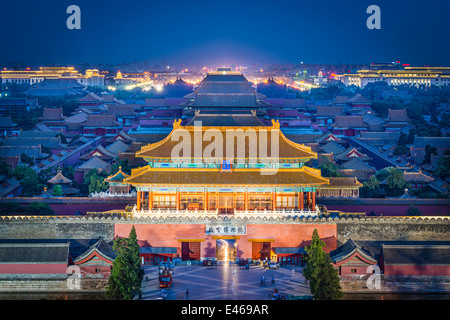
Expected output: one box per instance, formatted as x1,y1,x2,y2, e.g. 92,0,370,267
0,263,68,274
115,223,337,260
384,265,450,276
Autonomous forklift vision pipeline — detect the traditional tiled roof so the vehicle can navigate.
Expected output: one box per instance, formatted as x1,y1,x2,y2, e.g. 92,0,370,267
0,243,69,264
105,104,138,116
105,166,129,183
124,167,329,187
74,238,116,264
186,110,265,126
65,112,88,124
413,136,450,149
334,96,349,104
136,120,317,161
82,115,120,128
333,116,368,129
403,171,434,183
77,156,110,171
80,145,116,161
321,177,363,188
106,140,130,155
78,92,103,102
184,70,265,107
319,141,345,155
3,137,62,149
347,94,371,105
341,158,375,171
330,239,377,264
0,145,42,158
47,170,72,184
315,106,345,117
381,243,450,266
106,131,135,144
386,109,411,122
335,147,371,161
0,116,15,128
41,108,66,121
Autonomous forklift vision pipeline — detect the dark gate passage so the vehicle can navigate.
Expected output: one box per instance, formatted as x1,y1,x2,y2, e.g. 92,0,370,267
181,242,201,260
252,242,271,260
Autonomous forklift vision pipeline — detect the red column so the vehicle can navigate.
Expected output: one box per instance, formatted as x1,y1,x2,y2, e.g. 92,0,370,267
273,191,276,211
307,192,311,208
176,191,180,210
137,191,141,211
312,191,316,209
245,191,248,211
149,191,152,210
298,191,304,210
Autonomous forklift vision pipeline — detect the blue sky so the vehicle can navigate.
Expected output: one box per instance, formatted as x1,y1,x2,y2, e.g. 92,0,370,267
0,0,449,66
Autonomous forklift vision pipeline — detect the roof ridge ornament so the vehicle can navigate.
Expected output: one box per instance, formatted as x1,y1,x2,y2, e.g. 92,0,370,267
173,118,182,128
271,119,280,129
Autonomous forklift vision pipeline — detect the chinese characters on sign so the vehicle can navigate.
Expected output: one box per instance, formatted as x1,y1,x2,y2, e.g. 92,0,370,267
206,225,246,235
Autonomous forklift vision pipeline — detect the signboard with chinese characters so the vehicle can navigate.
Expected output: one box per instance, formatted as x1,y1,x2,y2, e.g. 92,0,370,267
206,225,246,235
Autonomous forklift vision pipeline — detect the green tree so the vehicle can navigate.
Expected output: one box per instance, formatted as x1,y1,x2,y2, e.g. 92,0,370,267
20,153,35,166
319,160,343,178
0,160,12,177
423,144,438,165
434,156,450,180
24,202,54,215
127,226,144,295
393,145,408,156
407,205,422,216
81,169,109,195
52,184,63,197
360,175,385,198
106,226,143,300
385,167,409,197
106,238,134,300
303,229,343,300
12,166,45,197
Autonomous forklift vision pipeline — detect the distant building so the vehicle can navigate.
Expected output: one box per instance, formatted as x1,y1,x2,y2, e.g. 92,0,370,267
82,115,121,137
0,243,69,274
379,242,450,276
257,78,287,98
315,177,362,198
39,108,67,132
332,116,368,137
384,109,412,132
410,136,450,167
164,78,194,98
73,238,116,278
330,239,377,276
0,116,17,136
338,66,450,88
0,67,104,86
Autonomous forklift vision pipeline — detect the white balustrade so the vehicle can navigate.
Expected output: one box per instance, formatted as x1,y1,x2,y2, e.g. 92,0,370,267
132,205,320,218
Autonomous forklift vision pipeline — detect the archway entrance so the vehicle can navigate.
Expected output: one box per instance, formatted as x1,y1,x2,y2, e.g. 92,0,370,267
215,239,236,261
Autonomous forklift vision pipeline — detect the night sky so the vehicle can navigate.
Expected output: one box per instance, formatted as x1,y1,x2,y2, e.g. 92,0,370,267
0,0,449,66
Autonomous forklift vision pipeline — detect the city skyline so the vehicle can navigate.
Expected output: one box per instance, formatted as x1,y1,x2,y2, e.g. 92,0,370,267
0,0,449,66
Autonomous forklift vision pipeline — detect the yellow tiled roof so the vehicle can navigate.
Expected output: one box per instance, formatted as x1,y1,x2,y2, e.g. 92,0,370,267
124,167,329,187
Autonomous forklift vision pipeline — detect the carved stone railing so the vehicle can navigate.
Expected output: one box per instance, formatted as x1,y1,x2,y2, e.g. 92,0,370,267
132,205,320,218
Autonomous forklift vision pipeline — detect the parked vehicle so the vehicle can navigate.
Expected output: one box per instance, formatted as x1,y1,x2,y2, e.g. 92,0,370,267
269,261,280,269
159,274,172,288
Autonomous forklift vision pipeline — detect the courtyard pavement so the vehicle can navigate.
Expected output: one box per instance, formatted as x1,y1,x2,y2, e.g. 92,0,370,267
140,263,312,300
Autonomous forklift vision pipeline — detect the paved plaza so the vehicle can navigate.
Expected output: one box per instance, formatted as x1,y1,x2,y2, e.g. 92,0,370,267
140,264,312,300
